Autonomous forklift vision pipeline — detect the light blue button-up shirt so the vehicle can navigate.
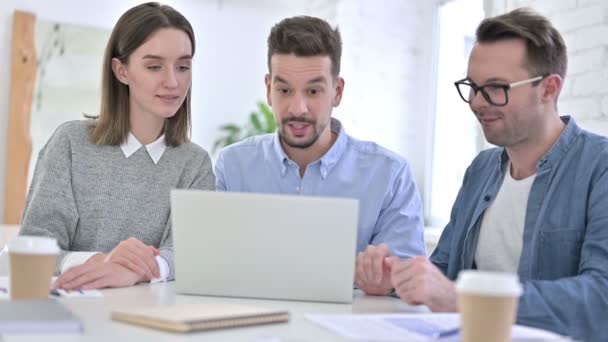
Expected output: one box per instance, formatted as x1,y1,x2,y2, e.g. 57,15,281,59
215,118,425,258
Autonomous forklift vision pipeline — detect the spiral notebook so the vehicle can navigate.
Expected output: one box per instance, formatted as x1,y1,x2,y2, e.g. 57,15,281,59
111,303,289,333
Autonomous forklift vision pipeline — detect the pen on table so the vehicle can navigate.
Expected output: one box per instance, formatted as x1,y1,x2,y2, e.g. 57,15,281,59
50,288,85,297
437,327,460,339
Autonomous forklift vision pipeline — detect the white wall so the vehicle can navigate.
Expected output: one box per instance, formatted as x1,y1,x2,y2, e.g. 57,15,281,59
0,0,312,223
1,0,443,224
484,0,608,135
333,1,440,203
189,1,317,152
0,0,132,223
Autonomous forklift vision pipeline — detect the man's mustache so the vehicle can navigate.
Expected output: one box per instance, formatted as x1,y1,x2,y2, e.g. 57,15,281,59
282,117,315,124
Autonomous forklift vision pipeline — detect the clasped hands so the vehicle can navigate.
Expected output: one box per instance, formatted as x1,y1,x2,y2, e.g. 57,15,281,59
53,237,161,290
355,243,458,312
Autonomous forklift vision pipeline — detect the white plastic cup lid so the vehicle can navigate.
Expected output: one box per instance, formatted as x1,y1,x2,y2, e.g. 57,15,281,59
456,270,523,297
7,236,60,255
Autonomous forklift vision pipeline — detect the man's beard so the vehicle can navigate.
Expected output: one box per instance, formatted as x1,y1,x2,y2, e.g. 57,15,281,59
279,117,320,149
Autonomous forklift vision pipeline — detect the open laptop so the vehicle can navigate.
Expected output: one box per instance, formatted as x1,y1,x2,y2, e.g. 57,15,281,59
171,190,359,303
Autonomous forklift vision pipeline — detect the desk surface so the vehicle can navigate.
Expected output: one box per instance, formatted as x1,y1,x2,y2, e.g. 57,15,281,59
2,282,429,341
1,281,573,342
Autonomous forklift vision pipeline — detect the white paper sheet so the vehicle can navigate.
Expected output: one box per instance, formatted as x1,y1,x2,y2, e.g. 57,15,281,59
306,313,569,341
0,276,102,300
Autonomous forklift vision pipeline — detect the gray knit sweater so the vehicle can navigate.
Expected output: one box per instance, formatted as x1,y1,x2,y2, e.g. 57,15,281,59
20,120,215,280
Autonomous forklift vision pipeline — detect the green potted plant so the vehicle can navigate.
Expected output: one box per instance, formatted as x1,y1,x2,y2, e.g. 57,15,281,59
212,101,277,153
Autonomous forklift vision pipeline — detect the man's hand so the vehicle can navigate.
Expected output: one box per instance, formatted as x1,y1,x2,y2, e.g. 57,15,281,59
104,237,160,280
53,260,143,290
355,243,395,295
388,256,458,312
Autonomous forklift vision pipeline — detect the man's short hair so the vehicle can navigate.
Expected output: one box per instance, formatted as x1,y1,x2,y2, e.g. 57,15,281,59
476,7,567,79
267,16,342,77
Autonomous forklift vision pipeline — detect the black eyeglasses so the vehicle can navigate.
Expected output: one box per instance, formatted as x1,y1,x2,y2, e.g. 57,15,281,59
454,75,545,106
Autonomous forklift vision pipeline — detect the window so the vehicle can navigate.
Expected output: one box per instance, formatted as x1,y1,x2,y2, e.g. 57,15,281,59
428,0,484,228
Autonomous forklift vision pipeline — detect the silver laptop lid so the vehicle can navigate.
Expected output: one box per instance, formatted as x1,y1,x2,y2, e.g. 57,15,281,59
171,190,358,303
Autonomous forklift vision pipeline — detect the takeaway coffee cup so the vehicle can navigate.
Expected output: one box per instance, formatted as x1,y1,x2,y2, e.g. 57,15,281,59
7,236,59,300
456,270,523,342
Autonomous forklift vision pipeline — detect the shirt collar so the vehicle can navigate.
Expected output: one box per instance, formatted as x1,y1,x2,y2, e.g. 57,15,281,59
272,117,348,179
497,115,579,171
272,130,290,176
120,132,167,164
537,115,578,169
319,118,348,178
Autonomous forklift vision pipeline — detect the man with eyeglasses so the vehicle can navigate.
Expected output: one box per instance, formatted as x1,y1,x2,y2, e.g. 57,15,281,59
386,8,608,342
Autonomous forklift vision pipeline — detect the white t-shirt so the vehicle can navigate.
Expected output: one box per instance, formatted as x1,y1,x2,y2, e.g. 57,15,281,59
475,162,536,273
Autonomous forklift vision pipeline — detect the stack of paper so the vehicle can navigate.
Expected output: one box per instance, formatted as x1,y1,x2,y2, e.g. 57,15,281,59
306,313,567,341
0,276,103,300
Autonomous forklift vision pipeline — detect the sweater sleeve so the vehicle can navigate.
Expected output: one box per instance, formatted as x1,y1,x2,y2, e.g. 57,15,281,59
20,123,79,274
159,148,215,280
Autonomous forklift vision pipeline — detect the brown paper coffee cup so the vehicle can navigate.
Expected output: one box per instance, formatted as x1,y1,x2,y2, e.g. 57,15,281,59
456,271,523,342
7,236,59,300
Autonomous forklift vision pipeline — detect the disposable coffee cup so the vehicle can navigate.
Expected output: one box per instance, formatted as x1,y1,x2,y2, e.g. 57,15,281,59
456,270,523,342
7,236,59,300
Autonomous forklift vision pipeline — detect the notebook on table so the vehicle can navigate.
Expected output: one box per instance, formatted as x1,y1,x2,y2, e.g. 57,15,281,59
111,303,289,333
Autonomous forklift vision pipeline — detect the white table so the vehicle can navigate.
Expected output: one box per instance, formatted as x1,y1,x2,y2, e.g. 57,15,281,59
1,282,573,342
1,282,429,341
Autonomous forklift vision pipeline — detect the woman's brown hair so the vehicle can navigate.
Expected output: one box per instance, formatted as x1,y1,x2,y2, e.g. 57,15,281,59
88,2,195,146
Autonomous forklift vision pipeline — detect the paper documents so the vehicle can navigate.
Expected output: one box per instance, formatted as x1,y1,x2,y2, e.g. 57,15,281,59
306,313,567,341
0,276,103,300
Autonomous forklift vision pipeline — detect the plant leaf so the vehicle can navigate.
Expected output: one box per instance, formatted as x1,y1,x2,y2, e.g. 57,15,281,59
213,101,277,152
250,112,263,132
220,124,241,133
212,137,227,153
258,102,276,132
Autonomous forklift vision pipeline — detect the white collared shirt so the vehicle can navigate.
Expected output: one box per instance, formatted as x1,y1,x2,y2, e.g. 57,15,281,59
120,132,167,164
60,132,169,282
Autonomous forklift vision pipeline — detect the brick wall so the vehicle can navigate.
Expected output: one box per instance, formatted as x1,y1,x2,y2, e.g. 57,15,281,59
486,0,608,135
310,0,441,204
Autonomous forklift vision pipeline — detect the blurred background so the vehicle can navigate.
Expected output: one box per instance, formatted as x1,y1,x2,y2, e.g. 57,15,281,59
1,0,607,242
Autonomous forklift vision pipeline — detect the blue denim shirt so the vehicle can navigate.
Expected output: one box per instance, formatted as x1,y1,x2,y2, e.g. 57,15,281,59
215,118,426,258
430,116,608,342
